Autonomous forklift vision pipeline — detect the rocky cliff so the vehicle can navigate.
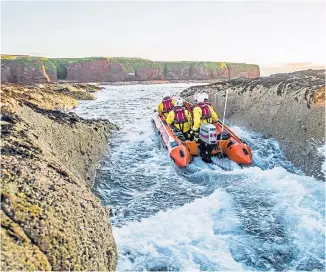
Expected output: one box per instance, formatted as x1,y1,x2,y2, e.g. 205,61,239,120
1,56,57,83
1,83,118,270
181,69,325,179
1,55,260,83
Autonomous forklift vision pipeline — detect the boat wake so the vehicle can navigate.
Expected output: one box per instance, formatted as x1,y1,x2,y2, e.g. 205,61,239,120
72,83,325,271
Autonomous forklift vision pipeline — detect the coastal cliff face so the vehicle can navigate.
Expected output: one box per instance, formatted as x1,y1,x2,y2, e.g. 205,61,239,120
181,69,325,179
1,84,118,270
1,55,260,83
226,63,260,79
65,59,259,82
159,62,229,80
1,56,58,83
66,59,111,82
1,58,50,84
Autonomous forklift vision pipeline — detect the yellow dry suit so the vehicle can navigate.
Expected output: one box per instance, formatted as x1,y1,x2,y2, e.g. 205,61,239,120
166,106,192,133
192,102,218,131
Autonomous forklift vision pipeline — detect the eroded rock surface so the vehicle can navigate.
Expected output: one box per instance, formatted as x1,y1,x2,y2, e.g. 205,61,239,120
1,83,118,270
181,70,325,179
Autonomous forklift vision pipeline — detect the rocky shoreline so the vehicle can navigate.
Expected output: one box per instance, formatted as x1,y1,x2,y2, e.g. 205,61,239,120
1,83,118,270
181,69,325,179
99,79,217,86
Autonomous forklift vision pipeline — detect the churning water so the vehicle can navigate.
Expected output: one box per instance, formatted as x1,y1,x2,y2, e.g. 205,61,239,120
72,83,325,271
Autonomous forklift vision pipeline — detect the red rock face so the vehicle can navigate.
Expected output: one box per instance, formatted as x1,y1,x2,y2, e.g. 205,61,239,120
1,63,14,83
189,66,211,80
107,62,128,81
1,60,50,84
210,68,229,80
165,64,192,80
135,67,163,80
248,68,260,78
1,57,260,83
164,64,230,80
66,59,111,82
227,63,260,79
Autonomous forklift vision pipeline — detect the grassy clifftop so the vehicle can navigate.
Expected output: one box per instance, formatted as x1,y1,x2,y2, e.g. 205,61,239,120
1,55,43,68
1,55,260,81
156,61,229,76
110,57,161,73
1,55,56,75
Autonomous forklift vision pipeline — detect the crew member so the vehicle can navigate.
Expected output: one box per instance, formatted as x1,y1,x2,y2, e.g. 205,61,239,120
166,97,192,139
191,93,218,141
158,91,175,117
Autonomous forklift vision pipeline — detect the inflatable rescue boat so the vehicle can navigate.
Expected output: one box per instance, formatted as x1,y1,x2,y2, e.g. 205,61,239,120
152,102,253,168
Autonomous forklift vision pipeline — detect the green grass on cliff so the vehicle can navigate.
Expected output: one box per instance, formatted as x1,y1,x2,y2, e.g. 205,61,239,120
1,54,19,60
110,57,161,73
48,58,71,79
1,55,44,69
155,61,227,76
1,55,56,74
39,57,56,74
1,55,259,80
198,62,227,71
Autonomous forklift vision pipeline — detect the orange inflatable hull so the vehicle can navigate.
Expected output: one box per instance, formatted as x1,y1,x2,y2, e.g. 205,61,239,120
183,122,252,165
152,114,191,168
152,113,252,168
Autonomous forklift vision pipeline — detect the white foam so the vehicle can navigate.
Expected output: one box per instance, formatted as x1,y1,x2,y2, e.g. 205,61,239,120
113,164,325,270
318,144,326,175
114,189,247,271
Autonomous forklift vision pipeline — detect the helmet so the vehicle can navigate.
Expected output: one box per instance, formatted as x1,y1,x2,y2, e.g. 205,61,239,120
163,91,171,99
194,93,205,103
202,93,209,101
174,97,184,107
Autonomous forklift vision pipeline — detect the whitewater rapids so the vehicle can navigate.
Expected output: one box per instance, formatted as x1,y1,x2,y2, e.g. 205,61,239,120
72,83,325,271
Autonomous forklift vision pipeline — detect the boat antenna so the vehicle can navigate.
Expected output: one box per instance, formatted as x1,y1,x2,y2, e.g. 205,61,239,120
221,89,229,133
214,92,218,110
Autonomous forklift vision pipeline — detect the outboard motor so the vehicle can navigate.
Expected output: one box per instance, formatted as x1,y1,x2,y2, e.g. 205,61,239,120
199,124,218,163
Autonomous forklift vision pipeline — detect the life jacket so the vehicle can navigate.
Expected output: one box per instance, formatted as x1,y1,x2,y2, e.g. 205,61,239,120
197,102,211,120
162,97,173,113
173,106,187,124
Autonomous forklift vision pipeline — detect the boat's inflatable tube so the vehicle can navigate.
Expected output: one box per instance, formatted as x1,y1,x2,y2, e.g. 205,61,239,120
152,113,191,167
152,112,252,168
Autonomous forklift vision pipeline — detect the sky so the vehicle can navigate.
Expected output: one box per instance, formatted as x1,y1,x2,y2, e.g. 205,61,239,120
1,1,325,72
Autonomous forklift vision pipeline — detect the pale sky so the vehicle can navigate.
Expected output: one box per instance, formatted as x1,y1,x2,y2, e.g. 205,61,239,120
1,1,325,67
